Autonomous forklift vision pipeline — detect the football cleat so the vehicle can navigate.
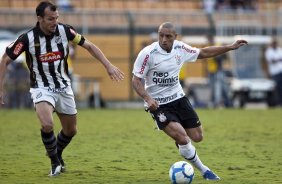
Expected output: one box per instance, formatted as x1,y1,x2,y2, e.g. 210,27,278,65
48,164,62,177
60,159,66,173
203,170,220,180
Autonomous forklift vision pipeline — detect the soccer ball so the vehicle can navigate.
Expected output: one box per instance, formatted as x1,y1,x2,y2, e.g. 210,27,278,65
169,161,194,184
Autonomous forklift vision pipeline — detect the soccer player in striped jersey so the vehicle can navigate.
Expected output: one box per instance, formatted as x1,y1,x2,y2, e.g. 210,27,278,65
0,1,124,177
132,22,247,181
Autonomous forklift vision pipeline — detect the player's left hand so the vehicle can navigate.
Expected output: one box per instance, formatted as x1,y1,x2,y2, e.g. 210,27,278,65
230,40,248,50
107,64,125,82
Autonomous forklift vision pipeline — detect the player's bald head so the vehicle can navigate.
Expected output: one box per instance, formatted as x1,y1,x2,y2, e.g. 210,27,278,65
158,22,176,34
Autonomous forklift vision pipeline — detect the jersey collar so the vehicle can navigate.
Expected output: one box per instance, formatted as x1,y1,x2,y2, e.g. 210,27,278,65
156,41,176,55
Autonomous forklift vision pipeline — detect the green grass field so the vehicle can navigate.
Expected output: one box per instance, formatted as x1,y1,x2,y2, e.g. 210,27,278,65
0,108,281,184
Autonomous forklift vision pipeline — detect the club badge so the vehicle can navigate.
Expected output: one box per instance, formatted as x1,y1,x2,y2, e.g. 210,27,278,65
175,55,181,65
55,36,62,44
158,112,167,122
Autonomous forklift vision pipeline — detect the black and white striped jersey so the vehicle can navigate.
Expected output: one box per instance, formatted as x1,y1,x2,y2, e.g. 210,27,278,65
6,22,85,89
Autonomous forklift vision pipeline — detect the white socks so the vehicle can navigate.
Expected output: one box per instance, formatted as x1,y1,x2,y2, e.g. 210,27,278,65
178,142,209,174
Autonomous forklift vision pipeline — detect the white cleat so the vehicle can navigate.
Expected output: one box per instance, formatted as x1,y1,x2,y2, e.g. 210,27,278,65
48,164,62,177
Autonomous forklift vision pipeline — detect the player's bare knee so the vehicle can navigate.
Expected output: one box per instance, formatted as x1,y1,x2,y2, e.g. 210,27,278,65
68,129,77,137
64,128,77,137
41,124,54,133
191,134,203,143
175,135,189,145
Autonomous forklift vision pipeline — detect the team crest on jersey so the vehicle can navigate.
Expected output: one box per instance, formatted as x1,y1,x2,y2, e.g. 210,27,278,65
39,51,62,62
175,55,181,65
158,112,167,122
55,36,62,44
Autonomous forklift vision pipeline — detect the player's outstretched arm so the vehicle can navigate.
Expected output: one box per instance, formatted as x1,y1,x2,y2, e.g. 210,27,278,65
198,39,248,59
0,53,13,106
81,39,124,82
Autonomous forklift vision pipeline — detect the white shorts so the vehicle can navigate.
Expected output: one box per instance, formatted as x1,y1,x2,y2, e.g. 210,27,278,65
30,86,77,115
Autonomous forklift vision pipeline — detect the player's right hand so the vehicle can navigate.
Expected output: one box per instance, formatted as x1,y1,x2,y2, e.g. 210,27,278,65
145,98,159,112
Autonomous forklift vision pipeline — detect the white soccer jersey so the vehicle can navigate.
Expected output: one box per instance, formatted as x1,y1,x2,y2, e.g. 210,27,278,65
133,40,200,105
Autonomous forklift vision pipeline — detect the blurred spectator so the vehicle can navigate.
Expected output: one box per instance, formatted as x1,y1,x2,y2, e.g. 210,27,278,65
229,0,257,11
56,0,74,11
88,93,106,108
206,35,232,108
5,61,31,108
265,37,282,106
216,0,256,12
216,0,231,11
243,0,257,11
203,0,217,14
229,0,243,10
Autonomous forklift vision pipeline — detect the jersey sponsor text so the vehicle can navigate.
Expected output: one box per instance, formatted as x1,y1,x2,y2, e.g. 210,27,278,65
139,54,149,74
13,42,24,55
39,51,62,63
154,93,178,103
182,45,197,53
152,71,178,87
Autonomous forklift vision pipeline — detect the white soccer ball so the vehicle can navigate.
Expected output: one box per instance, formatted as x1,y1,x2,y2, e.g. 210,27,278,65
169,161,194,184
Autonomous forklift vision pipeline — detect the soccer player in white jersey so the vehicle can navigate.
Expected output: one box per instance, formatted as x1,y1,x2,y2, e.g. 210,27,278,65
0,1,124,177
132,22,247,180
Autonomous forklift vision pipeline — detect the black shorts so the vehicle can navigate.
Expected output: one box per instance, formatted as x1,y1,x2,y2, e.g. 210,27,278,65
149,97,201,130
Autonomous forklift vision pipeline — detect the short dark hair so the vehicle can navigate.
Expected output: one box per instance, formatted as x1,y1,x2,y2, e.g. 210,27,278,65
36,1,57,17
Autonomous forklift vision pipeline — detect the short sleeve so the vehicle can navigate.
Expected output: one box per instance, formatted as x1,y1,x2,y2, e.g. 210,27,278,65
64,24,85,46
6,34,28,60
181,42,200,62
132,49,151,78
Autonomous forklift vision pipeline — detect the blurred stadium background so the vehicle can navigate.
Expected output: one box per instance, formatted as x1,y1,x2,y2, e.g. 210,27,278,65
1,0,282,109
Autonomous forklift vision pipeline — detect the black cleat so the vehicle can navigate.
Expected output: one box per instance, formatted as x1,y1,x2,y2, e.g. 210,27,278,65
60,159,66,173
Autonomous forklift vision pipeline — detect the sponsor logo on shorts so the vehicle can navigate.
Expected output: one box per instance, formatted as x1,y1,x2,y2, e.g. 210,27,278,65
158,112,167,122
36,92,42,99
